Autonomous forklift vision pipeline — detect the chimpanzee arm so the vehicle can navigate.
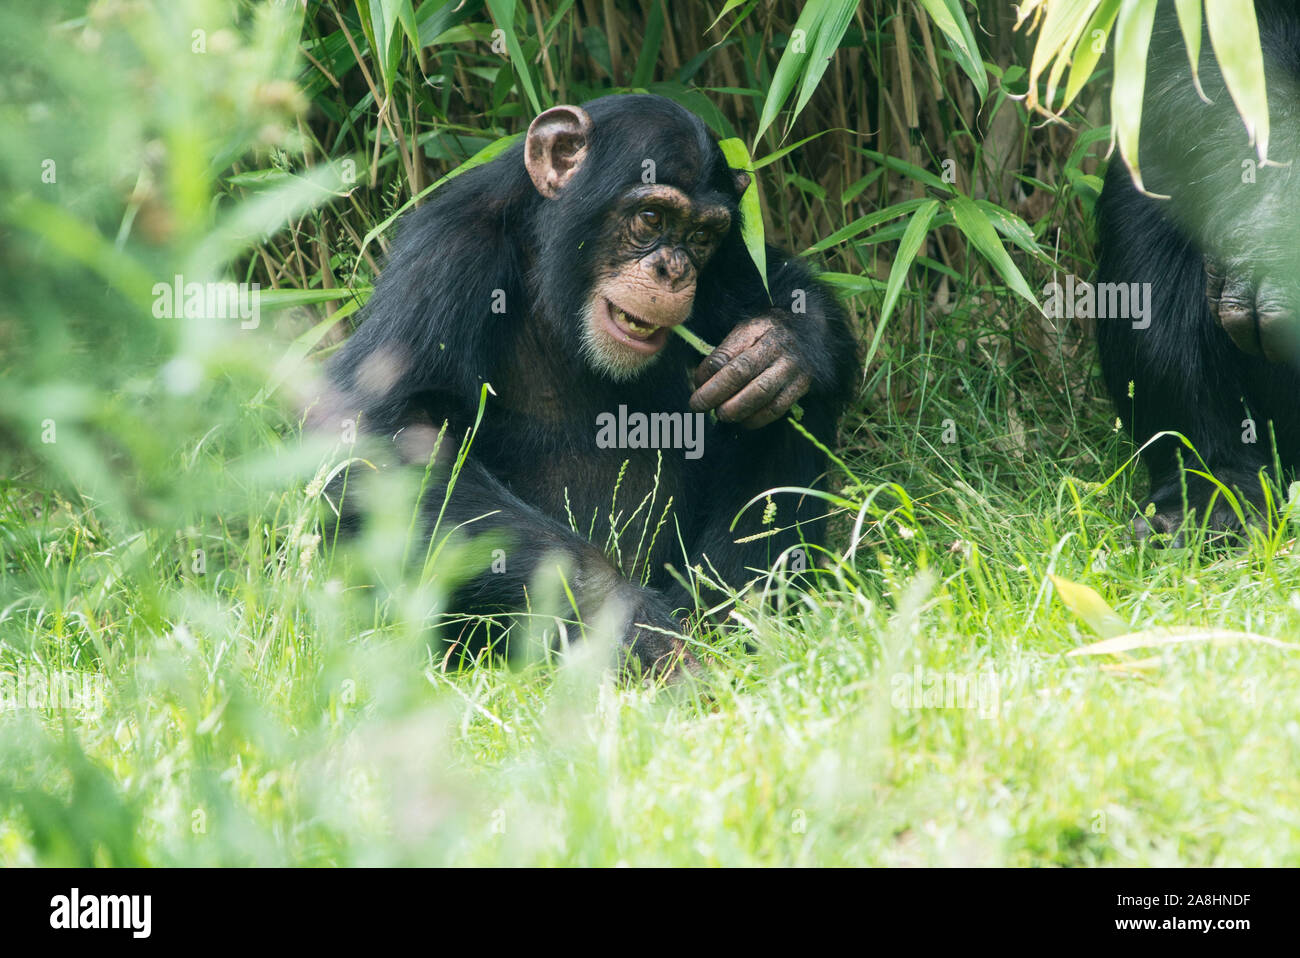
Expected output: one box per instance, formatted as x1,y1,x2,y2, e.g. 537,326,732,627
673,240,858,604
1137,4,1300,363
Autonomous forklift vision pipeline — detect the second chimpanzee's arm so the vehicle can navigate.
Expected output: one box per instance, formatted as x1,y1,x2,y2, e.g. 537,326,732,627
1137,5,1300,363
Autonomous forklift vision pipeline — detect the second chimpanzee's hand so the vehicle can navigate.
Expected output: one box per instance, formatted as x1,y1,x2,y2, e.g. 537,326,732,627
688,315,812,428
1205,257,1300,364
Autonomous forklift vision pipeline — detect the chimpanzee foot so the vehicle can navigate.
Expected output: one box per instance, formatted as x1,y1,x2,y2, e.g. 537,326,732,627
619,593,700,683
1132,470,1268,546
1205,258,1300,363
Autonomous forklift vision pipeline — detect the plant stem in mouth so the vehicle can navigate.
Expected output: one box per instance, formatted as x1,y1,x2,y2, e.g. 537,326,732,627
671,324,714,356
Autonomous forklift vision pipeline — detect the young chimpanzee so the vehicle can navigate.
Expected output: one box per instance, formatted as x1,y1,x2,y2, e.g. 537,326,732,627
323,95,859,675
1097,0,1300,538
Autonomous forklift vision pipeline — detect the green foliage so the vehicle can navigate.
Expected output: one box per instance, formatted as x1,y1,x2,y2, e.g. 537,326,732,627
753,0,859,145
916,0,989,100
717,137,767,293
1021,0,1270,188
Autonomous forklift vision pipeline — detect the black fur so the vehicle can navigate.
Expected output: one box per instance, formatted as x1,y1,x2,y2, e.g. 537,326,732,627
324,94,859,672
1097,0,1300,535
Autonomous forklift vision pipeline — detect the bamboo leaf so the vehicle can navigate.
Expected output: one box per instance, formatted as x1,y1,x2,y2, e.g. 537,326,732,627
353,133,523,280
753,0,821,146
1062,0,1120,108
853,147,951,192
1110,0,1158,192
974,199,1047,261
948,194,1040,309
631,0,665,89
390,0,419,46
1049,574,1127,639
866,199,940,371
802,197,930,255
485,0,542,114
1025,0,1101,112
1205,0,1270,161
915,0,989,100
751,128,840,170
817,272,888,294
718,137,768,295
788,0,859,133
1173,0,1207,100
258,288,371,311
708,0,752,33
1068,627,1300,656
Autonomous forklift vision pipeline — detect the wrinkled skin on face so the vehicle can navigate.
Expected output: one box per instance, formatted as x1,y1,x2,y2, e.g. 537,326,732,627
582,183,732,378
581,191,818,420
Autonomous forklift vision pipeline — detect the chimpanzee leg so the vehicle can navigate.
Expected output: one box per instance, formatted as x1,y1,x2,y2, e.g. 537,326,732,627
415,456,693,675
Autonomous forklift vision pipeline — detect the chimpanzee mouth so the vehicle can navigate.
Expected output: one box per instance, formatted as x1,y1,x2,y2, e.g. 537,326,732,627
602,298,671,354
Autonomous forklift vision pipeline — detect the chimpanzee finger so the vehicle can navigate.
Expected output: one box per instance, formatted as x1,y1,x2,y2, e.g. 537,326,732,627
692,322,768,389
1255,279,1300,364
739,375,810,429
1205,258,1226,313
716,363,790,423
1217,274,1261,354
690,350,766,411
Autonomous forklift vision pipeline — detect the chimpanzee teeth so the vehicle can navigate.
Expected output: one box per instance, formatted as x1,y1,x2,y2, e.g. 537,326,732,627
613,307,654,335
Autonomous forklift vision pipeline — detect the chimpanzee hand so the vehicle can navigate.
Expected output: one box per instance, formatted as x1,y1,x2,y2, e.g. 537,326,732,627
1205,257,1300,364
688,314,812,429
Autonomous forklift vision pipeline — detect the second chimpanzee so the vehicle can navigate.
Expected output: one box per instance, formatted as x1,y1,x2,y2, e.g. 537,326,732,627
1097,0,1300,537
323,94,859,675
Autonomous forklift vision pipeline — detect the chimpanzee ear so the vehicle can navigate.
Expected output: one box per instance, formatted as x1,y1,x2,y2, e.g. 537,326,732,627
525,105,593,199
732,170,752,196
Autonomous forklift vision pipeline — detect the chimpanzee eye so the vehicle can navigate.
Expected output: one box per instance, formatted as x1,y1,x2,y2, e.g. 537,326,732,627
638,208,662,229
691,229,711,245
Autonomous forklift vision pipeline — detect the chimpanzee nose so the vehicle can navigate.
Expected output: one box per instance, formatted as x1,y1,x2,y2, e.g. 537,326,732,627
651,248,694,290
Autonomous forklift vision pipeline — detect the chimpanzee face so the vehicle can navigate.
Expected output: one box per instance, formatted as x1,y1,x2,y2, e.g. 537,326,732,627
578,184,731,378
524,101,748,381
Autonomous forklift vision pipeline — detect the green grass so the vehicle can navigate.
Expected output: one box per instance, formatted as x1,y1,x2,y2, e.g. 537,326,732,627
5,339,1300,866
3,0,1300,867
